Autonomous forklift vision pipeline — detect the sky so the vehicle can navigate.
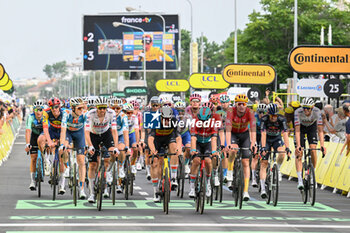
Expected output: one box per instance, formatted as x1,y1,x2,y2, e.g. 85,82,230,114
0,0,261,81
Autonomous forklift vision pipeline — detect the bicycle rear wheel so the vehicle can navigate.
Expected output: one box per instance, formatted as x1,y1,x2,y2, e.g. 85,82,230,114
209,174,214,206
97,167,105,211
308,164,316,206
73,163,77,206
238,164,243,210
163,168,170,214
52,160,58,201
124,162,129,200
195,176,200,212
37,158,42,198
199,169,206,214
301,163,308,204
112,163,116,205
266,165,271,205
218,160,223,203
272,164,279,206
232,164,239,207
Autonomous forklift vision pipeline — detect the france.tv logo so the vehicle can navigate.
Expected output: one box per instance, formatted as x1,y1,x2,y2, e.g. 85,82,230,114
143,111,161,129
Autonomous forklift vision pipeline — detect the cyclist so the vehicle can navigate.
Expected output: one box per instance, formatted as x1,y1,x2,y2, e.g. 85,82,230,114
130,100,144,171
186,93,202,119
85,96,119,202
124,103,140,175
87,96,96,111
189,106,219,198
111,98,129,193
225,94,257,201
294,97,326,190
174,101,192,177
59,97,87,196
25,100,45,191
251,103,266,188
148,106,180,202
259,103,291,198
41,97,64,175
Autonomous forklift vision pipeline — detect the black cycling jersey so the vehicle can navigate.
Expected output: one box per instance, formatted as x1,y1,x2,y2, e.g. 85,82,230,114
150,117,179,137
260,114,288,137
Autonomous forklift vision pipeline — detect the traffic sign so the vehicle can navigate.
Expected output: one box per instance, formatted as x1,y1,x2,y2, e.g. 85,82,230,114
247,87,261,101
324,79,343,98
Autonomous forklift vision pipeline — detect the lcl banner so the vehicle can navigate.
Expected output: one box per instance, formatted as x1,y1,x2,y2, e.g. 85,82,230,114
289,46,350,74
156,79,190,92
189,73,229,89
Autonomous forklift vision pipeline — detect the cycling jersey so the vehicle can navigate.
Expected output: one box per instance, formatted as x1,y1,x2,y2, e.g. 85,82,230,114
226,107,256,133
43,108,65,129
185,106,199,119
190,117,218,143
150,117,178,137
260,114,288,137
85,108,117,134
136,111,143,128
116,112,129,136
143,46,174,62
61,109,86,131
26,113,45,135
127,114,139,134
177,113,192,135
294,107,322,127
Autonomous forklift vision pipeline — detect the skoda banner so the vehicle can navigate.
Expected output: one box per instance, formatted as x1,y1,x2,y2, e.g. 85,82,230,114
124,86,148,97
156,79,189,92
296,79,327,98
189,73,229,89
222,64,276,85
112,91,126,98
289,46,350,74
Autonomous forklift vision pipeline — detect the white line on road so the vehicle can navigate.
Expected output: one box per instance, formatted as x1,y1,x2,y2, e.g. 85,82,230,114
133,186,141,190
14,142,26,145
139,192,149,196
1,223,350,228
145,197,154,200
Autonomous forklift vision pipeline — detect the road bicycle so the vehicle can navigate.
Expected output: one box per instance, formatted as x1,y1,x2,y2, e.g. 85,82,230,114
27,145,47,198
176,149,186,198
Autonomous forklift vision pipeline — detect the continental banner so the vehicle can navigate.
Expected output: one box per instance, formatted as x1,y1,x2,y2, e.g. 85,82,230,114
289,46,350,74
189,73,229,89
222,63,276,85
156,79,189,92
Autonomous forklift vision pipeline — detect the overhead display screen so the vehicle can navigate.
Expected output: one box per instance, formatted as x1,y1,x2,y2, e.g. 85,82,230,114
83,14,180,71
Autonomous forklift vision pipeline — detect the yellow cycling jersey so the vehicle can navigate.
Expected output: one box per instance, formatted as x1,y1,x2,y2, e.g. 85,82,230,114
144,47,174,62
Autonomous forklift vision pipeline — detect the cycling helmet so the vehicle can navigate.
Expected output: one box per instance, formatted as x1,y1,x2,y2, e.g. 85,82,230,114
130,100,140,109
234,94,248,103
160,96,172,104
161,106,173,118
190,93,202,101
123,103,134,111
252,104,258,112
113,98,123,106
87,96,97,106
174,101,186,109
48,97,61,107
257,103,267,113
70,97,84,107
301,97,315,107
82,97,88,103
220,94,230,103
33,99,44,108
285,107,294,114
202,102,214,111
267,103,278,115
210,95,219,103
94,96,108,106
198,107,212,121
150,96,160,104
172,95,181,103
291,101,301,108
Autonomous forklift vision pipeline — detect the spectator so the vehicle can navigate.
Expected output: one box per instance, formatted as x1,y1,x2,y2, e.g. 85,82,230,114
0,101,5,135
340,104,350,156
323,104,335,141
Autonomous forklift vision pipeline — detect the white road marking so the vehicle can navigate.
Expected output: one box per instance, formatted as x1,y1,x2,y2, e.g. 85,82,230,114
139,192,149,196
14,142,26,145
0,223,350,228
133,186,141,190
145,197,154,201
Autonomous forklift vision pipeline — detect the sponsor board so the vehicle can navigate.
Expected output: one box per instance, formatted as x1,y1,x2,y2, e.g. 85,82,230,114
296,79,327,97
189,73,229,89
156,79,189,92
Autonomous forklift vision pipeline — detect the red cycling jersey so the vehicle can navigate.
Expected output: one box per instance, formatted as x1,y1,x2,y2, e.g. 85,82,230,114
226,107,256,133
190,117,218,143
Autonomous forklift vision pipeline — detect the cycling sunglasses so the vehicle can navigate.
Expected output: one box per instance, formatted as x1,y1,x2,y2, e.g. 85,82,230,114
111,106,122,110
97,106,107,110
126,111,133,115
303,106,312,110
76,106,84,111
163,103,172,106
152,104,159,107
191,99,200,103
237,103,246,107
51,105,60,109
34,108,43,112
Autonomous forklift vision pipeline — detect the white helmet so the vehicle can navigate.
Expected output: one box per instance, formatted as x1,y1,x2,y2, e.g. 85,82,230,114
301,97,315,107
94,96,108,106
123,103,134,111
87,96,96,106
257,103,267,112
70,97,84,107
33,99,44,108
174,101,186,109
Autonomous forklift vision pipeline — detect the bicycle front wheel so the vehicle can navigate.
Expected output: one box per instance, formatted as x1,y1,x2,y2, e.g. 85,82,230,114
199,169,206,214
301,164,308,204
112,163,116,205
73,163,77,206
52,160,58,201
272,164,279,206
238,164,243,210
309,164,316,206
218,160,223,203
97,167,105,211
163,167,170,214
37,158,42,198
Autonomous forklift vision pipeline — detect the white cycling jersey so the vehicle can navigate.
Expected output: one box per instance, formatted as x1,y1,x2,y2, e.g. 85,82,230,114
294,107,323,127
85,108,117,134
128,114,139,134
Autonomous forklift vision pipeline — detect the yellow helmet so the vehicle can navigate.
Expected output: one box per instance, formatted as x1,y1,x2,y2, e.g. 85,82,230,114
252,104,258,111
291,101,300,108
234,94,248,103
285,107,294,114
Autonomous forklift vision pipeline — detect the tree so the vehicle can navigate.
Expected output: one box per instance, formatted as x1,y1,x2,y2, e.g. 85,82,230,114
43,65,53,79
225,0,350,86
43,61,68,79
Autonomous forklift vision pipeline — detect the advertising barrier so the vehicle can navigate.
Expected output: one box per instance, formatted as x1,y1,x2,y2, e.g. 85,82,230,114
0,117,21,166
296,79,327,98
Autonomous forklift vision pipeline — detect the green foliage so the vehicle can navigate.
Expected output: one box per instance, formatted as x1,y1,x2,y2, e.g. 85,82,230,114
43,61,68,79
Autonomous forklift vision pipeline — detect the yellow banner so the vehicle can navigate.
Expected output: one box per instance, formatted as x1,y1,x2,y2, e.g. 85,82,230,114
1,79,13,91
0,73,9,86
0,63,4,79
222,64,276,85
191,42,198,73
156,79,189,92
289,46,350,74
189,73,229,89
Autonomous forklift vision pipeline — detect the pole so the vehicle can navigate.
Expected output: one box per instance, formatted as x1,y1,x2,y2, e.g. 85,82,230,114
234,0,237,64
293,0,298,97
93,71,96,96
200,32,204,72
108,71,110,94
100,71,102,95
88,73,90,96
156,14,166,79
143,36,147,87
186,0,193,94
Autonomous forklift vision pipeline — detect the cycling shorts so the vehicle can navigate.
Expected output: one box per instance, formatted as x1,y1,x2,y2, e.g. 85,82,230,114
89,128,114,163
49,127,61,140
300,122,318,148
261,136,284,161
192,141,212,159
154,131,177,154
66,128,85,155
181,131,191,146
129,132,137,146
29,133,40,154
231,130,251,159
